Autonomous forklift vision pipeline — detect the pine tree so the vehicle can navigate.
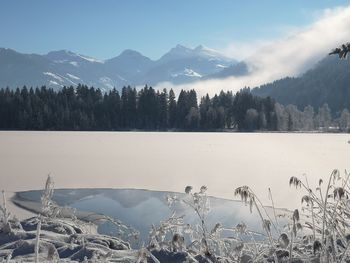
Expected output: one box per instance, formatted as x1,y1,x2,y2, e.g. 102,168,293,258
168,89,177,128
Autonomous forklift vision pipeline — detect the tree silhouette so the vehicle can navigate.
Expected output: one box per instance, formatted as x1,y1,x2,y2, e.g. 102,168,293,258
329,43,350,59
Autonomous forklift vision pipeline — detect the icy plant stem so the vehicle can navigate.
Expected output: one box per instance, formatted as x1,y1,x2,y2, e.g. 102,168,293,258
195,208,209,254
235,186,278,262
289,218,295,263
183,198,210,254
248,192,274,247
322,171,334,243
303,174,316,241
35,219,41,263
289,232,293,263
268,188,280,233
244,231,259,257
2,190,8,225
330,171,350,239
6,253,11,263
254,194,278,233
251,196,280,263
197,209,210,254
311,201,316,241
340,240,350,262
251,197,275,251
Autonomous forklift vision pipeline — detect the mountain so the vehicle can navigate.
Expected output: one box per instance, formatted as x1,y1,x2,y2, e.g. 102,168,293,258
139,45,235,85
44,49,104,64
0,48,53,88
252,55,350,113
42,50,110,88
104,49,153,86
158,44,231,64
0,45,236,91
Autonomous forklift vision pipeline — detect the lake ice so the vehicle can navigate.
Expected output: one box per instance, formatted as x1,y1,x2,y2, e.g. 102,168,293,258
0,131,349,210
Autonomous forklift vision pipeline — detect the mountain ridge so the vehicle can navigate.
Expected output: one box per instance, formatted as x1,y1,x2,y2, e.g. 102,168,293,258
0,45,236,91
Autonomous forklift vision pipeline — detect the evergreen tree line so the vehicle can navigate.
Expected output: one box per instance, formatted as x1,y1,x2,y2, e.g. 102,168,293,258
0,84,348,132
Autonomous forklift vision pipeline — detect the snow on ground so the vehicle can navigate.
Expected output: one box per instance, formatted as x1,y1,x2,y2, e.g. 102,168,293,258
0,215,136,262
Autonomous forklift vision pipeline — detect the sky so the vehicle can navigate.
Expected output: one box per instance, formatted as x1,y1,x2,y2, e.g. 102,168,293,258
1,0,349,60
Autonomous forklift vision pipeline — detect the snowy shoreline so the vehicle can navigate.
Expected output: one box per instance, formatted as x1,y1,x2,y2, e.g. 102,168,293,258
2,187,273,262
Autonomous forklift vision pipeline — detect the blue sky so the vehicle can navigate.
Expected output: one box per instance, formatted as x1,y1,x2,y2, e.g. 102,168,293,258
0,0,349,59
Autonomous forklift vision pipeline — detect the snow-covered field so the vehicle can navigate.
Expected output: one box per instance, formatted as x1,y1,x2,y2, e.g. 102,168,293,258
0,131,349,210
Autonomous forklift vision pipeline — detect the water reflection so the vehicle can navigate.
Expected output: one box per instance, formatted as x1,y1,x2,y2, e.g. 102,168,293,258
16,188,287,245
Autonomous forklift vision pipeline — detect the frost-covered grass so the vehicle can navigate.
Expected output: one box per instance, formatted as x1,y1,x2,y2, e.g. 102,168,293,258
2,170,350,262
0,176,135,262
147,170,350,262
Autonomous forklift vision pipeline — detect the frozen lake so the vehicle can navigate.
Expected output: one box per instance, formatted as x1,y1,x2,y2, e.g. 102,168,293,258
0,131,349,209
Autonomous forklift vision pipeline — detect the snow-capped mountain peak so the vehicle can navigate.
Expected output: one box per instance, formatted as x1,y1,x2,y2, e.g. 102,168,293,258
0,44,238,91
158,44,194,62
76,53,104,63
45,50,104,64
194,45,232,61
159,44,233,64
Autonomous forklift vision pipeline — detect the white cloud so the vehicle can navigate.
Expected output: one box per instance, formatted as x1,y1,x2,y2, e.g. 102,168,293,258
155,5,350,97
221,39,273,61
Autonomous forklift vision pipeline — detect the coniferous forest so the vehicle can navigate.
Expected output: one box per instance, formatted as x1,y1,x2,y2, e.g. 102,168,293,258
0,84,349,132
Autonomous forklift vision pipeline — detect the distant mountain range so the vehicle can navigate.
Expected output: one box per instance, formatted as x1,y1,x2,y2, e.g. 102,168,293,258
2,44,349,113
252,55,350,113
0,45,237,91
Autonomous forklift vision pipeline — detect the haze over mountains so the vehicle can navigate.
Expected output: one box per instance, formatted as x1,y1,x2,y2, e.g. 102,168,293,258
253,55,350,113
1,42,350,114
0,45,237,91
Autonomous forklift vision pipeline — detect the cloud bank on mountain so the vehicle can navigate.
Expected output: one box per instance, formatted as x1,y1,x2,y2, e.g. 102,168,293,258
155,5,350,97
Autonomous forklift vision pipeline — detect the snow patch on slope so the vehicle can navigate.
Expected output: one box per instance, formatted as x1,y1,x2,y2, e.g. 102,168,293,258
77,54,104,63
43,72,64,82
184,68,202,77
69,61,79,67
49,80,62,87
44,72,79,86
67,73,80,80
216,64,228,69
172,68,202,78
